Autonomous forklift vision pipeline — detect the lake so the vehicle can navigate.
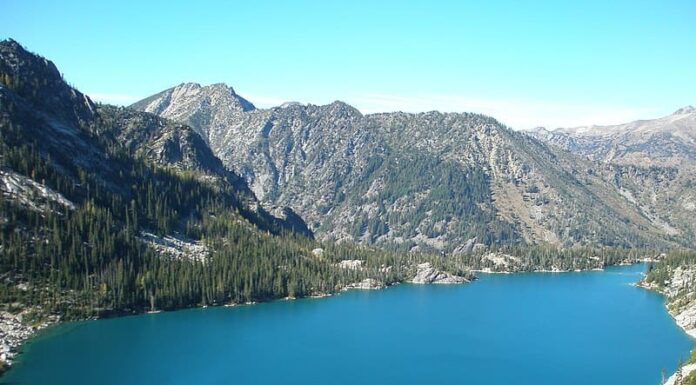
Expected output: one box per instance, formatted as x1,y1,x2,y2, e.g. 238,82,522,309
3,264,693,385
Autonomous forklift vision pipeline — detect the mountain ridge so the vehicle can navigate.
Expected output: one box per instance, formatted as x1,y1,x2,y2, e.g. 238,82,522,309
527,107,696,245
133,82,690,250
527,106,696,168
0,41,311,237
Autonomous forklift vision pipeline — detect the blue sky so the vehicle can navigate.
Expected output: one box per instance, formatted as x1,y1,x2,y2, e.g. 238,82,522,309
1,0,695,129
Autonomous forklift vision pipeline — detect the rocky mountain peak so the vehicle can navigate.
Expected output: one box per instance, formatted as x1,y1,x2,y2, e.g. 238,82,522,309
278,101,303,109
0,39,95,125
135,83,692,250
326,100,363,117
130,81,256,143
674,105,696,115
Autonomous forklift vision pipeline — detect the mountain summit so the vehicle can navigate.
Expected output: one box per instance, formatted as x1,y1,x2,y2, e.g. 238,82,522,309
0,39,95,126
673,105,695,115
131,82,255,145
133,87,688,250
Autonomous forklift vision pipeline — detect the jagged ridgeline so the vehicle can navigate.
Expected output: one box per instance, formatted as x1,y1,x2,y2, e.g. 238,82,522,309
0,39,434,317
133,83,686,251
528,112,696,244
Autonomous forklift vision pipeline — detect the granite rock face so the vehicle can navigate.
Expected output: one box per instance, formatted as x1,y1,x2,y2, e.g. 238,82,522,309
133,84,690,251
411,262,469,284
641,265,696,337
344,278,384,290
0,310,57,366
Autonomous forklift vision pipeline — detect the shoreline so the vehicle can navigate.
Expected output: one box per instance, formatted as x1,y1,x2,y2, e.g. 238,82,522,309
0,261,653,377
0,310,58,374
636,269,696,384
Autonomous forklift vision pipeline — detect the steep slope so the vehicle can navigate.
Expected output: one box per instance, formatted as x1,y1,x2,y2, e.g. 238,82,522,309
130,82,255,146
92,105,312,237
0,40,309,238
134,84,680,250
1,39,357,323
0,40,95,127
528,109,696,244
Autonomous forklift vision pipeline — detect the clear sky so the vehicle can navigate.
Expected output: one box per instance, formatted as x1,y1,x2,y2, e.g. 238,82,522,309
1,0,695,129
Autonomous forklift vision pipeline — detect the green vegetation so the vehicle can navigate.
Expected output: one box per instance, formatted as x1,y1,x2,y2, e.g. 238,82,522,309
0,139,418,318
338,153,519,247
0,137,645,320
682,349,696,385
645,250,696,288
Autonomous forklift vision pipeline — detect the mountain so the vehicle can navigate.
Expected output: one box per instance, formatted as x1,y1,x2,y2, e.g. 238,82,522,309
91,105,312,236
0,39,310,237
527,108,696,246
4,37,687,375
527,107,696,168
1,39,415,323
133,83,687,250
130,82,255,147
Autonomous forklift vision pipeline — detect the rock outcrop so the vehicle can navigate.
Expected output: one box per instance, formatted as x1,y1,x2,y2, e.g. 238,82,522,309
0,310,57,367
337,260,363,270
139,232,210,263
640,265,696,338
663,363,696,385
344,278,384,290
411,262,469,284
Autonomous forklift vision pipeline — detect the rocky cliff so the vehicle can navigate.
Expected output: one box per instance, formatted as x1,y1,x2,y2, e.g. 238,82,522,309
133,83,684,251
528,109,696,245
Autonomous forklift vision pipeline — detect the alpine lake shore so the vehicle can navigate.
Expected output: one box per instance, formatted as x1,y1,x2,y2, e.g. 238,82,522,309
3,252,689,384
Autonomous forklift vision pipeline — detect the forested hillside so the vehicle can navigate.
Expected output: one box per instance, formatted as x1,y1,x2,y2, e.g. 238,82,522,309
0,39,436,322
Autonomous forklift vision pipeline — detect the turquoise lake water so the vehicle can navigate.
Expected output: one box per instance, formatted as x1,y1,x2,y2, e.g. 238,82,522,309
3,264,693,385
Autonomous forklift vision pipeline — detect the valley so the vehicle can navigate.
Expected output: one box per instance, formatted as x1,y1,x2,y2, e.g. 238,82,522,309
0,38,694,384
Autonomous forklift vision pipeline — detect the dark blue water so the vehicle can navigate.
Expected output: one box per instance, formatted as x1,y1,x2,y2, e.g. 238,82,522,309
4,265,693,385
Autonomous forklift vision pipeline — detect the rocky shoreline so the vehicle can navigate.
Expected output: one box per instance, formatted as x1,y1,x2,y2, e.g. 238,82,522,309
0,309,58,372
411,262,470,284
637,266,696,338
637,265,696,383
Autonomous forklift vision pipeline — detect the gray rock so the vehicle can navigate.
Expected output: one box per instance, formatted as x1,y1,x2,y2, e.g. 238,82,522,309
411,262,469,284
133,84,689,250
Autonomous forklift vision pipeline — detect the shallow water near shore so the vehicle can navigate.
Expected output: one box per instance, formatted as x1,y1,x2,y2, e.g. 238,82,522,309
3,264,693,385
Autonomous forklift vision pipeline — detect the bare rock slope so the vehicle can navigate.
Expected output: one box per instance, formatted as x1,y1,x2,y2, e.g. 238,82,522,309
133,83,686,251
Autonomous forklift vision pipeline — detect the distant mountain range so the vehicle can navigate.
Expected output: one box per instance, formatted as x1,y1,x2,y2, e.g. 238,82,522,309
527,108,696,246
132,83,696,250
528,106,696,168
